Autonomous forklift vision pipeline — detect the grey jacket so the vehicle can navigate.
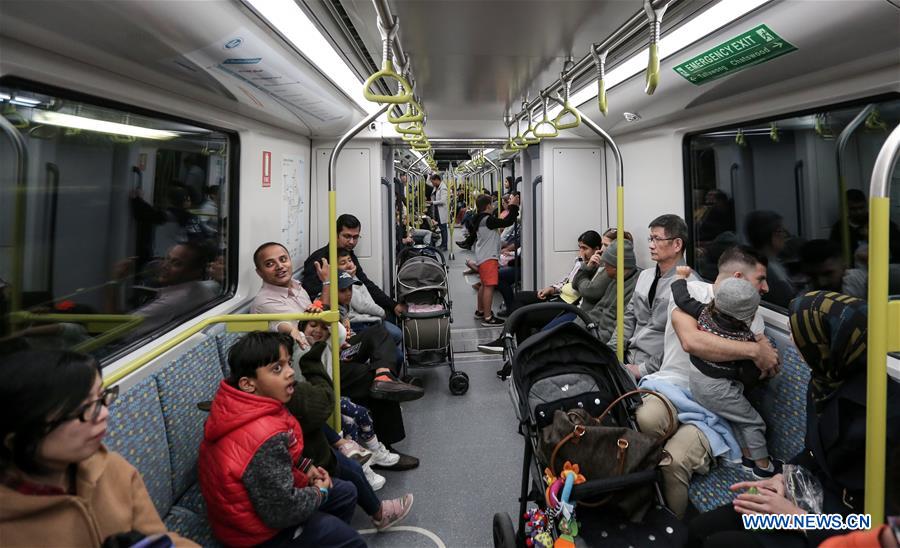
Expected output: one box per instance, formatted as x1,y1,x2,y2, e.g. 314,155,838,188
348,279,385,323
573,265,641,343
608,259,695,375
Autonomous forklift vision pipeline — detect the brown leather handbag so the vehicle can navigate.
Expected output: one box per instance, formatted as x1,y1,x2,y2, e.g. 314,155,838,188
539,389,677,515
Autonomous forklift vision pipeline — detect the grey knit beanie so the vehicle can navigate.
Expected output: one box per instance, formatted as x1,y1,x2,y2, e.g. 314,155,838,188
602,239,636,269
714,277,760,324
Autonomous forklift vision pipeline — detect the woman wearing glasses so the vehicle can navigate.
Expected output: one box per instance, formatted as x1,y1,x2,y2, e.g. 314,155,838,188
0,347,197,547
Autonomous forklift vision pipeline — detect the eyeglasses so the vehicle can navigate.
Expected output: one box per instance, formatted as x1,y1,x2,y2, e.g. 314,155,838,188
647,236,678,244
46,386,119,430
340,234,361,241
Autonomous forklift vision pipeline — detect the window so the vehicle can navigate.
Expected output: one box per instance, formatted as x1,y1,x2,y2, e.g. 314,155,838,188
0,80,236,362
684,96,900,313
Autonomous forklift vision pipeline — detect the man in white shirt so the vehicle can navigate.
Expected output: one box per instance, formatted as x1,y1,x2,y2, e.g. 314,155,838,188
635,245,781,517
427,173,449,251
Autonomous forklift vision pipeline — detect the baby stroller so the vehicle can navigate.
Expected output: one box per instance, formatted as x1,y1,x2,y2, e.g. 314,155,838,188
492,302,686,547
395,245,467,395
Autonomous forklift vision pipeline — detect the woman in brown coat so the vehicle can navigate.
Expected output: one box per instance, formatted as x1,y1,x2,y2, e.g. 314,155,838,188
0,346,197,547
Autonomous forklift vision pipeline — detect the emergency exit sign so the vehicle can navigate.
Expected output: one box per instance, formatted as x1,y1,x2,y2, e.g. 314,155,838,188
673,24,797,85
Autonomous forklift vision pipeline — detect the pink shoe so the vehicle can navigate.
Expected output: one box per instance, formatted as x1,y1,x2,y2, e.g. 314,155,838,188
372,494,414,531
338,439,372,466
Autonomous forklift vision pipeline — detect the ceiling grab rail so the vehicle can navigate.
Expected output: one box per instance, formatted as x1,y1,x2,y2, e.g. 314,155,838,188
363,16,413,104
0,113,28,314
554,59,582,130
836,104,876,266
552,94,625,362
642,0,668,95
327,102,391,429
533,94,559,139
865,122,900,528
591,45,609,116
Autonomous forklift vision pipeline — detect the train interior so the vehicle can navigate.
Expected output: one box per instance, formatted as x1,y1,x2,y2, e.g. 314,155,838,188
1,0,899,546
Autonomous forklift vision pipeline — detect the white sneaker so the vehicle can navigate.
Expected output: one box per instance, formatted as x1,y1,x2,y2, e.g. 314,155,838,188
363,463,386,491
365,439,400,467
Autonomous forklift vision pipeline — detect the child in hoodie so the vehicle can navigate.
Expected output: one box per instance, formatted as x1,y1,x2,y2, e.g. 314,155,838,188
198,332,364,548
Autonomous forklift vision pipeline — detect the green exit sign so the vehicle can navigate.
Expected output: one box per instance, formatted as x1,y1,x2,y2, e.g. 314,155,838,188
673,24,797,85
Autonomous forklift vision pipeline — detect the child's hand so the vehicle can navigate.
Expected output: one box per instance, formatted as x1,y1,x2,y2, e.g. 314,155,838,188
290,327,310,350
676,266,693,280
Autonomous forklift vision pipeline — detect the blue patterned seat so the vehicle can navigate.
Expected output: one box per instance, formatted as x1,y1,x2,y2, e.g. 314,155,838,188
155,336,223,500
215,331,244,378
105,375,173,517
688,339,811,512
165,507,221,547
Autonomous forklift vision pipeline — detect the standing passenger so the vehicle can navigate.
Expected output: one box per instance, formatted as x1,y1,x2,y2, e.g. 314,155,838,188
427,173,449,251
471,193,520,326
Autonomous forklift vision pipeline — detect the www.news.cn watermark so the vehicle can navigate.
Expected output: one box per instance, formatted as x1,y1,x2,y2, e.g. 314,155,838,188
742,513,872,531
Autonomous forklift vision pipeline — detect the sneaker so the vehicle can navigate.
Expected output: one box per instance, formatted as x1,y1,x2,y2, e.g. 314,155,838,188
474,310,485,320
362,463,386,491
741,456,755,473
752,457,784,479
456,240,472,250
372,494,414,531
496,361,512,380
477,336,504,354
370,371,425,402
481,315,505,326
338,439,372,465
364,439,400,467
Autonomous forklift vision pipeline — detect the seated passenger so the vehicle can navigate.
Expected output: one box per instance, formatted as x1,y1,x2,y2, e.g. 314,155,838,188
478,229,602,354
689,291,900,547
0,347,198,547
571,238,641,342
294,319,414,530
636,246,778,518
199,332,365,548
337,248,403,350
671,268,780,478
610,215,696,379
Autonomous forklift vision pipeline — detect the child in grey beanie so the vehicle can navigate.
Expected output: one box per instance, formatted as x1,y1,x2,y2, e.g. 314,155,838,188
670,267,781,478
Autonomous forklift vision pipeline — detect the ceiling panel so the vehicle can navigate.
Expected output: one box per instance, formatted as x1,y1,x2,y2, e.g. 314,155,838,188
341,0,641,126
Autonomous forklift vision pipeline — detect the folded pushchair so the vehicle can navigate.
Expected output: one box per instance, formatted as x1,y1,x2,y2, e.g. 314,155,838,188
492,302,686,547
395,245,467,395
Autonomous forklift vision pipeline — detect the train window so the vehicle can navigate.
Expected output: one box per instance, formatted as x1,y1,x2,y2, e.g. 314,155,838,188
685,97,900,313
0,82,236,362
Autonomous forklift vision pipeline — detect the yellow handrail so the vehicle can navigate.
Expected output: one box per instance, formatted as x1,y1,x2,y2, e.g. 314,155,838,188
864,121,900,526
102,311,340,388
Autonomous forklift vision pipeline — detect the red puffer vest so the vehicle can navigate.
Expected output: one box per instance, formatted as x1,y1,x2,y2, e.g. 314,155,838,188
198,380,308,547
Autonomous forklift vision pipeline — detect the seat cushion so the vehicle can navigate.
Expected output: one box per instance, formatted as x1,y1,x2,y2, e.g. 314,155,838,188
104,375,173,517
155,336,223,499
164,506,221,547
215,331,244,378
175,482,207,516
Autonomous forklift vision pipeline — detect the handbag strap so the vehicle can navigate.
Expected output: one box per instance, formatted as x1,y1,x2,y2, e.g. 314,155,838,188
596,388,678,444
548,388,678,475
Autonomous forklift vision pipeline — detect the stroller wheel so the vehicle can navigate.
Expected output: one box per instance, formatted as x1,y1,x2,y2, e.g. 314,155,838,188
492,512,516,548
448,371,469,395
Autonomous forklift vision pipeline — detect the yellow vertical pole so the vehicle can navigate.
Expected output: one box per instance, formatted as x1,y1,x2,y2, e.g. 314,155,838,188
864,196,890,526
616,185,624,363
327,191,341,432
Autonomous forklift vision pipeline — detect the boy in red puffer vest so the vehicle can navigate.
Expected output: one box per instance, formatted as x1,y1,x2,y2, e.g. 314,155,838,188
198,331,365,548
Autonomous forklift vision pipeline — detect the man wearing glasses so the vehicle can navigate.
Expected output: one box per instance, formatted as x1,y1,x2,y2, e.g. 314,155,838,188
302,214,407,320
610,214,697,379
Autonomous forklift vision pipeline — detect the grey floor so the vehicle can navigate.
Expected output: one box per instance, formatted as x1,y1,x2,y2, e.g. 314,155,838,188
351,246,523,547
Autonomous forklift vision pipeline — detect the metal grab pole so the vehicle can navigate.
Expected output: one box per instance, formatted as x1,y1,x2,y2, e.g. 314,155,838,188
327,104,389,430
864,122,900,526
571,104,625,363
0,115,28,315
836,105,876,265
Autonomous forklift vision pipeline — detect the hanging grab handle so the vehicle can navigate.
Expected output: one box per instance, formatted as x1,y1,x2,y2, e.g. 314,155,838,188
591,46,609,116
553,60,581,130
363,16,413,104
395,120,424,135
387,98,423,124
533,95,559,138
522,101,541,145
643,0,668,96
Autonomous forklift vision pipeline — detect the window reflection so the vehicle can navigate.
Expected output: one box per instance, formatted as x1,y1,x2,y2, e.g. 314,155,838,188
687,98,900,311
0,83,232,360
